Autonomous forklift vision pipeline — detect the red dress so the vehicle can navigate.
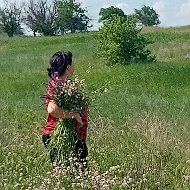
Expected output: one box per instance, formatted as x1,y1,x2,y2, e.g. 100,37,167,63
42,80,88,141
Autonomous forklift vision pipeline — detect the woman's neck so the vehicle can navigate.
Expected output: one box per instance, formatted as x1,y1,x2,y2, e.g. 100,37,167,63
60,75,70,81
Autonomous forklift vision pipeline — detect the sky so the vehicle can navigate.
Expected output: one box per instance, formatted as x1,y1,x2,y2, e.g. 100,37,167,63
78,0,190,29
0,0,190,32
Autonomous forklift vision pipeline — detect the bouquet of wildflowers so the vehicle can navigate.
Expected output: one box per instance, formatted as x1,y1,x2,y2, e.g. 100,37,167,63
41,74,89,163
48,76,88,113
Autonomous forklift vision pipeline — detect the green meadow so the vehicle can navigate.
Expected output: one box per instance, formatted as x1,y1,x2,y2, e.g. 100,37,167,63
0,26,190,189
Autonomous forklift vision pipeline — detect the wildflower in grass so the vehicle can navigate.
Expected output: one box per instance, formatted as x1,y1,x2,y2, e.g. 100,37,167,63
41,51,89,168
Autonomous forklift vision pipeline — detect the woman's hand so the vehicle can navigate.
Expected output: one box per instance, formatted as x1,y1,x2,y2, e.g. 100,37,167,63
74,113,83,128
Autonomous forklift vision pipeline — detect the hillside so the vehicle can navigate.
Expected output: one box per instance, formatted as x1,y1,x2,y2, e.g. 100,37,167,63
0,27,190,189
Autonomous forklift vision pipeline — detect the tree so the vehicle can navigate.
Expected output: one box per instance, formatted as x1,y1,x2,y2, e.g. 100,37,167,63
98,16,155,65
57,0,91,34
0,1,23,37
134,5,160,27
99,6,125,25
24,0,57,36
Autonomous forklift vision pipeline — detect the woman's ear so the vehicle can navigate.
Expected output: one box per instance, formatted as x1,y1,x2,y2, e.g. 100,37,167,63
66,65,72,76
66,64,74,78
66,64,71,71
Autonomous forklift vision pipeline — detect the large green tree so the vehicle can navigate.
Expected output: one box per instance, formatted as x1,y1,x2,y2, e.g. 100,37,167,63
0,2,23,37
57,0,91,34
134,5,160,26
99,6,125,25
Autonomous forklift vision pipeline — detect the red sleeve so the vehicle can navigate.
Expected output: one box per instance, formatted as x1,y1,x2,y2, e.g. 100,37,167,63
43,80,59,135
77,107,89,141
45,80,55,107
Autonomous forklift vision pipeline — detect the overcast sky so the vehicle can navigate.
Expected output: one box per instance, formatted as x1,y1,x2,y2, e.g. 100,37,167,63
0,0,190,32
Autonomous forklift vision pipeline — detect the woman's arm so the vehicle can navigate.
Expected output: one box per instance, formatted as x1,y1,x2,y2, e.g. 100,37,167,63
47,100,83,127
48,100,74,118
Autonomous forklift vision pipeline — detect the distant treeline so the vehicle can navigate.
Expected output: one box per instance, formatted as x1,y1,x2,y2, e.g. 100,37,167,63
0,0,160,37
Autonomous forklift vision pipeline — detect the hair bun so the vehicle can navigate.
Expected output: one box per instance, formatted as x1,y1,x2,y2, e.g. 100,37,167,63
65,51,72,65
66,51,72,57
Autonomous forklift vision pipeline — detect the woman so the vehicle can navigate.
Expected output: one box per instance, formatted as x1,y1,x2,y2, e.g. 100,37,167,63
42,51,88,165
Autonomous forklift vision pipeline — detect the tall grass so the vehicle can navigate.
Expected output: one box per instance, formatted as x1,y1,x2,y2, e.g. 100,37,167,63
0,27,190,189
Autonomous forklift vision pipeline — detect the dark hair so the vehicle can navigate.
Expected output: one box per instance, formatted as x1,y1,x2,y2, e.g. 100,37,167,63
47,51,73,78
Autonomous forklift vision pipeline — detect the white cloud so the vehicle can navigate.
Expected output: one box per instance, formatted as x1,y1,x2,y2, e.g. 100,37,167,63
178,0,190,17
175,0,190,26
115,3,129,10
153,0,170,16
153,0,172,26
153,0,165,12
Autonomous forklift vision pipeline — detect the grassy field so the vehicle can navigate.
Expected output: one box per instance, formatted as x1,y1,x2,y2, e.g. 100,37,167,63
0,26,190,189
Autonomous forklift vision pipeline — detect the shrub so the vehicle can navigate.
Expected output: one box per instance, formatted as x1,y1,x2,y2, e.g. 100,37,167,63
98,16,155,65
